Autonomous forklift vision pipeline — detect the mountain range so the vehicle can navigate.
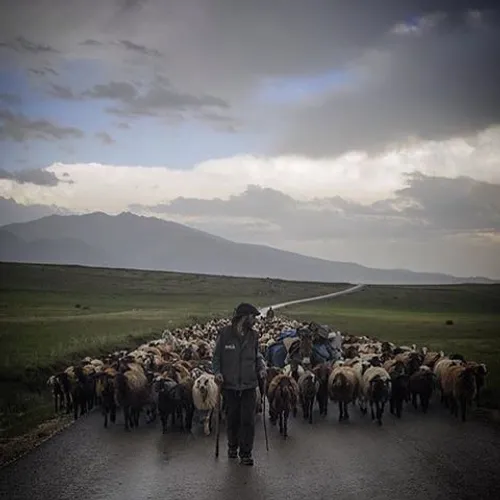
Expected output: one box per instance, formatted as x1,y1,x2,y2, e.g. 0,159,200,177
0,212,495,284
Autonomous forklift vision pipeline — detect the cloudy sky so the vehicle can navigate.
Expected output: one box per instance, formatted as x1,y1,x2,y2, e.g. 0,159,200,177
1,0,500,278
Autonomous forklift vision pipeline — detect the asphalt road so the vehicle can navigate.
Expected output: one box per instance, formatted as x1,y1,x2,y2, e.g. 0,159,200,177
258,283,364,317
1,401,499,500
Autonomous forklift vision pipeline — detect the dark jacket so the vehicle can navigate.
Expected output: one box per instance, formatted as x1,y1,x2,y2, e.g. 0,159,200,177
212,324,266,391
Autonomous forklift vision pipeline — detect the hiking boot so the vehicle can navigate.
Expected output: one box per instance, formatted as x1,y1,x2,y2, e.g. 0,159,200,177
239,455,254,466
228,448,238,459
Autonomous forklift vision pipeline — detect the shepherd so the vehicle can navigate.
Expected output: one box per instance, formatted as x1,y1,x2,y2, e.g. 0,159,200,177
212,302,267,466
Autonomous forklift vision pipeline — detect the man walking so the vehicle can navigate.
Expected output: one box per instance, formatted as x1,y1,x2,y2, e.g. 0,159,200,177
212,303,267,466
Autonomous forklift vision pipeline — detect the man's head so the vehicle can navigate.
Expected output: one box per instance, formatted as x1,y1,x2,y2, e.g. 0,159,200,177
233,303,260,329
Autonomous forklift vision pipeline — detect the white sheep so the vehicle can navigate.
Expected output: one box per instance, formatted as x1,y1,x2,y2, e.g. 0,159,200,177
192,373,220,436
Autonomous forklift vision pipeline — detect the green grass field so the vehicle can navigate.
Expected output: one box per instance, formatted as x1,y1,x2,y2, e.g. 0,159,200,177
0,261,348,438
282,284,500,409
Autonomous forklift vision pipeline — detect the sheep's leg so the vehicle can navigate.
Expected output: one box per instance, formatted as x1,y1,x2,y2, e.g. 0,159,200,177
203,410,211,436
284,408,289,439
359,397,367,415
186,405,194,432
449,397,457,417
411,392,418,410
103,409,108,428
422,394,429,414
110,404,116,423
269,405,277,425
279,412,284,434
396,398,402,419
123,406,130,431
376,401,383,425
460,397,467,422
301,399,307,420
292,405,297,418
338,401,343,422
73,392,79,420
308,398,313,424
345,402,350,421
150,403,157,423
65,393,71,414
161,413,167,434
370,401,375,420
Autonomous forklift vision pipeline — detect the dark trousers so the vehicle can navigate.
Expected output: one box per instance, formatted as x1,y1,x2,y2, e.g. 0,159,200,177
223,388,256,457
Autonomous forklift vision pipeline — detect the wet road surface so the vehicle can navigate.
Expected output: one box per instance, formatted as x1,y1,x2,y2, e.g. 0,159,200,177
1,400,499,500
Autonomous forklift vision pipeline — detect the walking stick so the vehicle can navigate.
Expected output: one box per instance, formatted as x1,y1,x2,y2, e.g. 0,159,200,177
215,385,221,459
262,381,269,452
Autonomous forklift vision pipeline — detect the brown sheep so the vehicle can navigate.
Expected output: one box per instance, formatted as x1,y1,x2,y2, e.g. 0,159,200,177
395,351,423,376
328,365,359,422
442,364,477,421
313,362,332,417
434,358,465,405
409,366,435,413
267,374,299,439
114,362,150,431
298,370,319,424
96,367,118,428
465,361,488,407
423,351,444,370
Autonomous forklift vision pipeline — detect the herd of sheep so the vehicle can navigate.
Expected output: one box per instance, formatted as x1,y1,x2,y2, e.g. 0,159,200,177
46,315,488,439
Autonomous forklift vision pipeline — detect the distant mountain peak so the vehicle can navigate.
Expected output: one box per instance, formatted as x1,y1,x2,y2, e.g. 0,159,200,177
0,212,495,284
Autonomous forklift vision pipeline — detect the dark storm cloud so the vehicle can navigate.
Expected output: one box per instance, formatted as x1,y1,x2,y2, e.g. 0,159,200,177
0,109,84,142
0,94,21,105
95,131,115,144
0,36,57,54
2,1,499,147
275,9,500,157
82,79,229,117
119,40,162,58
0,167,60,186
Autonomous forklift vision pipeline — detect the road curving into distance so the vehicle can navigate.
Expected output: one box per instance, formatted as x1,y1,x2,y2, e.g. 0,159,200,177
258,283,364,317
2,281,500,500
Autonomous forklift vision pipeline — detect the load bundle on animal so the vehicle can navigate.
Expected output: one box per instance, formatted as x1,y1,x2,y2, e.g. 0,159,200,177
264,323,341,369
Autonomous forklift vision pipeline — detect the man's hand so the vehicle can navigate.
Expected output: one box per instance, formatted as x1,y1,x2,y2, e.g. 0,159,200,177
214,373,224,385
258,370,266,397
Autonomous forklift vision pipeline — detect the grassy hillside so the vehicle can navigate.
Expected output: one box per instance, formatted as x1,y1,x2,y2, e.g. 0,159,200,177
282,284,500,409
0,261,348,439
